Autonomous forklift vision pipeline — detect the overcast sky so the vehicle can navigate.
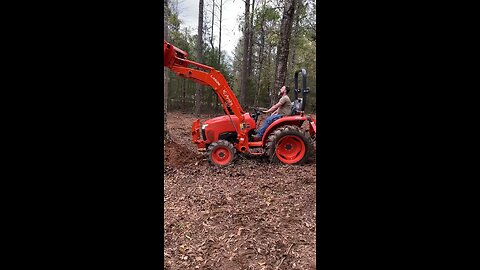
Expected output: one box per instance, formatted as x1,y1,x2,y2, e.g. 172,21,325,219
174,0,244,61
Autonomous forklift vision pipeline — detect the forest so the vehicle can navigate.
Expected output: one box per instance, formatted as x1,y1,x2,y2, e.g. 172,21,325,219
164,0,316,116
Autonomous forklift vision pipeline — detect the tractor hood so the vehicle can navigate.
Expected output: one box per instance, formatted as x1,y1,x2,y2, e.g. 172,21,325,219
203,113,255,128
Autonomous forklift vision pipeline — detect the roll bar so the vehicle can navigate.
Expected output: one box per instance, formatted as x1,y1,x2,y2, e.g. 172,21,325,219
294,69,310,111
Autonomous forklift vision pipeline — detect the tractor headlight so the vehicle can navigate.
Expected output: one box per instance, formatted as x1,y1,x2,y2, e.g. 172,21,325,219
201,124,208,140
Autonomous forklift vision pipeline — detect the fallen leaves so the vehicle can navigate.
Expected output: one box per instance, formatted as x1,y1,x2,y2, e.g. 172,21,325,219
164,111,317,270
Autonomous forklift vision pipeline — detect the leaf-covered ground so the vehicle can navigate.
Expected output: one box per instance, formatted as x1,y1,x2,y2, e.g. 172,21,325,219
164,111,316,270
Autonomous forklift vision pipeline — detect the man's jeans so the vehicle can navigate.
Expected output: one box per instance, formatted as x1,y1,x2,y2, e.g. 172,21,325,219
256,114,283,138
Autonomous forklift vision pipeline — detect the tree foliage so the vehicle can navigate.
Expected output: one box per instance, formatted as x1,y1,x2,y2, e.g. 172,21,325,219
164,0,316,115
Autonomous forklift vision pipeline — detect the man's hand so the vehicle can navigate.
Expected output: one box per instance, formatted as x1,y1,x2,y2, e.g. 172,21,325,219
262,110,269,114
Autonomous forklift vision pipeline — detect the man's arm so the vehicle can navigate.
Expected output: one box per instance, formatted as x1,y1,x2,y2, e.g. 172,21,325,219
263,98,285,114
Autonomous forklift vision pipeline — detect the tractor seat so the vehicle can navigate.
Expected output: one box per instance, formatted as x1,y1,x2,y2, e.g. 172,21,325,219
290,98,303,116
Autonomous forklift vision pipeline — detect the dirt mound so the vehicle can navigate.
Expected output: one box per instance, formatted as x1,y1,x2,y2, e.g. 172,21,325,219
164,140,202,168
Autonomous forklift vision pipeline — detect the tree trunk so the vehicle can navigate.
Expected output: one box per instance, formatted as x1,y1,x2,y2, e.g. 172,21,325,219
205,1,213,111
218,0,222,65
288,0,302,83
246,0,256,106
247,0,255,76
210,0,215,53
194,0,204,116
164,0,171,142
208,0,215,111
217,0,222,114
266,42,272,106
254,1,266,107
272,0,296,106
239,0,250,108
182,78,186,110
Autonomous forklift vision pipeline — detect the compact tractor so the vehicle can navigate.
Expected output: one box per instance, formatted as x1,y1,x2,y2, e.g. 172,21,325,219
164,40,316,166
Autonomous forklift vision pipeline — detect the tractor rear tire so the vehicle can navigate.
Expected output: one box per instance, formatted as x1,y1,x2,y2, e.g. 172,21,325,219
265,125,314,165
207,140,235,166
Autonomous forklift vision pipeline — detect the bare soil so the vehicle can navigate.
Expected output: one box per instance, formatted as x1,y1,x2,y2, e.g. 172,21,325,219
164,111,317,270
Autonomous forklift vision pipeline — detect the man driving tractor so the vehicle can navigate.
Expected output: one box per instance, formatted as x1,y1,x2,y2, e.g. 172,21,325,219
254,86,292,141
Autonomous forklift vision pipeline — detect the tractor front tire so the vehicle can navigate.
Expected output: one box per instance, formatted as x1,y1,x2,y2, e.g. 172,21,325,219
207,140,235,166
266,125,314,165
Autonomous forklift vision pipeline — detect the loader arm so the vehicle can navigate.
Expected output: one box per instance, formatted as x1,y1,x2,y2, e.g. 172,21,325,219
163,40,250,152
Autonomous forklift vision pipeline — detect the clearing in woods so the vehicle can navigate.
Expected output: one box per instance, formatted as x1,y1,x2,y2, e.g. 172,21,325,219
164,111,317,270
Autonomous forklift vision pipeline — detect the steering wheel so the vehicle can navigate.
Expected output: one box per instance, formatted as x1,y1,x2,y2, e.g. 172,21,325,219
252,107,265,123
254,107,268,113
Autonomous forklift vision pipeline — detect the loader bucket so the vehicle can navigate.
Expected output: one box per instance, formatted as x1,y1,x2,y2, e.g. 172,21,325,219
192,119,201,143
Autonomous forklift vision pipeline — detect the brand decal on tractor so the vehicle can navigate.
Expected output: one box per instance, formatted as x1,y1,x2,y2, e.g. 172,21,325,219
223,89,233,107
211,75,221,86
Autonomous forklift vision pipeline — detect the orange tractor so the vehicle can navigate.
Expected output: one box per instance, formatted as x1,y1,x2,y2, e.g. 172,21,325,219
164,40,316,166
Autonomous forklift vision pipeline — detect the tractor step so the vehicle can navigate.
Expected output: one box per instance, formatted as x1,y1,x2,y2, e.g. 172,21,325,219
248,147,265,156
248,141,263,147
